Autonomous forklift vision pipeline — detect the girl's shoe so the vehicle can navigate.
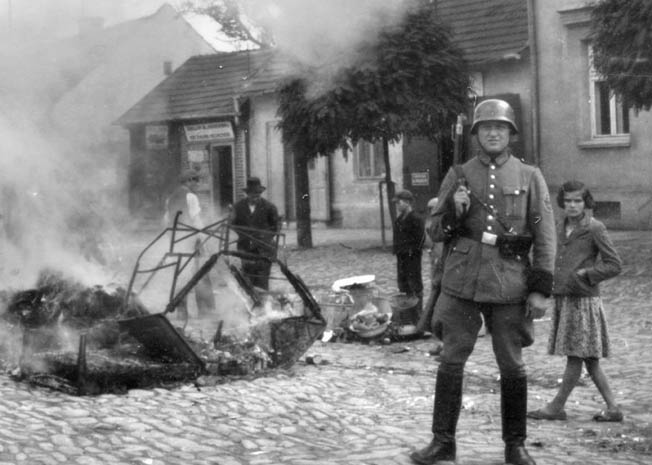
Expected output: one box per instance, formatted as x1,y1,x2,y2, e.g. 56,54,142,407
593,408,623,422
527,408,567,421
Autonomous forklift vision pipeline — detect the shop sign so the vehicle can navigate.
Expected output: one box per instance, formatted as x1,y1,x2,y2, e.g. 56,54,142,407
184,122,234,142
145,125,168,149
411,172,430,187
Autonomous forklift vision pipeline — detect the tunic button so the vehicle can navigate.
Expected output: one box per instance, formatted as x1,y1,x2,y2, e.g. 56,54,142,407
489,194,494,199
490,174,496,179
487,215,493,220
490,165,496,170
487,226,493,231
490,184,495,189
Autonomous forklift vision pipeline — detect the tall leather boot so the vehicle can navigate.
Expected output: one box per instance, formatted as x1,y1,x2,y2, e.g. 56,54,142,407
501,376,536,465
410,367,463,465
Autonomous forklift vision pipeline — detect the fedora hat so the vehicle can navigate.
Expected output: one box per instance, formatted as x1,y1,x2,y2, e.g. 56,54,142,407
244,177,266,193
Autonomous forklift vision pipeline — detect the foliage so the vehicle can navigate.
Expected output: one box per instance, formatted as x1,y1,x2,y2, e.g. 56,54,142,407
276,78,352,158
277,0,469,156
590,0,652,111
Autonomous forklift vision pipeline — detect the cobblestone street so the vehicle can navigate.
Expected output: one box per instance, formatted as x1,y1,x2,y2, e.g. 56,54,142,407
0,228,651,465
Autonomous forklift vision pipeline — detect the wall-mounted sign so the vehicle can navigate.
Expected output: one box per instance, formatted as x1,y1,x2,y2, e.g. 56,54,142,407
145,125,168,149
188,150,207,163
411,172,430,187
184,122,234,142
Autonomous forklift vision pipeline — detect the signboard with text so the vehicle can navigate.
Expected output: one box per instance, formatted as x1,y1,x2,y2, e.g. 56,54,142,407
411,172,430,187
184,122,234,142
145,125,168,149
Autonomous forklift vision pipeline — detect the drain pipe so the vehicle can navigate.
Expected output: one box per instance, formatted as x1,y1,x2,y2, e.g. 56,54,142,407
527,0,541,166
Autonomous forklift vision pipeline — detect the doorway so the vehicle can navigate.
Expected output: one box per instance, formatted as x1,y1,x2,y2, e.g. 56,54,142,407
210,145,234,214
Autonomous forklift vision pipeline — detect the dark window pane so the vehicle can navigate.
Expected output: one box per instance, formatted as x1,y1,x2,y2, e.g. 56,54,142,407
597,81,611,135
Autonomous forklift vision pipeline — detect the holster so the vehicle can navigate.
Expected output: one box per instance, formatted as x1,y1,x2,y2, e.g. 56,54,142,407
496,233,533,259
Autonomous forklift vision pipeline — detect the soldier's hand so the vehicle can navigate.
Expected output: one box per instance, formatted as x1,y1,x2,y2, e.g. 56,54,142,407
525,292,548,319
453,186,470,218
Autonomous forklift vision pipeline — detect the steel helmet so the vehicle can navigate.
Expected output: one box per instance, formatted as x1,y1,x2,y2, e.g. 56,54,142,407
470,99,518,134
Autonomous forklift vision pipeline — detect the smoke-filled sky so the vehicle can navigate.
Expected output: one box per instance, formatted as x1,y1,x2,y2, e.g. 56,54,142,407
2,0,181,38
2,0,411,51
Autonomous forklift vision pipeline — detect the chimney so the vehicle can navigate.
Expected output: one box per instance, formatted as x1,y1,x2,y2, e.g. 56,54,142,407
78,17,104,37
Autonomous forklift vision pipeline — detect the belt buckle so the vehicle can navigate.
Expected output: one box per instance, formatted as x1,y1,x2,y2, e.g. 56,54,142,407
481,231,498,246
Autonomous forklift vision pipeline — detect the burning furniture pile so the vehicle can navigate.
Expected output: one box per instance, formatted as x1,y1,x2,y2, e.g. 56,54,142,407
0,216,325,395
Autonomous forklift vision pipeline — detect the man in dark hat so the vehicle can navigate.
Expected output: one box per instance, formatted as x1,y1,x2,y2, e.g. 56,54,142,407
230,177,280,290
392,189,425,326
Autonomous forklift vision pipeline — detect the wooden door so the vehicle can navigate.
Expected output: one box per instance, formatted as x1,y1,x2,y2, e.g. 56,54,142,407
210,145,234,213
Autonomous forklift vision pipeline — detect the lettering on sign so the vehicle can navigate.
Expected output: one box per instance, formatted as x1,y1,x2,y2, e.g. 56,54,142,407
184,122,234,142
145,125,168,149
411,172,430,187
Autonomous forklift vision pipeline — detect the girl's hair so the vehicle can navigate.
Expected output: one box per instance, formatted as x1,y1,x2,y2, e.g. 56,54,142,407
556,180,595,209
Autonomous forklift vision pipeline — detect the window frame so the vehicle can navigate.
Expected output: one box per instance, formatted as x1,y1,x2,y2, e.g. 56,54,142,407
353,140,386,180
588,46,630,139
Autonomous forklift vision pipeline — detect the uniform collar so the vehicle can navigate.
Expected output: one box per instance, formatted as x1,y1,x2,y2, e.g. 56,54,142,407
477,150,511,166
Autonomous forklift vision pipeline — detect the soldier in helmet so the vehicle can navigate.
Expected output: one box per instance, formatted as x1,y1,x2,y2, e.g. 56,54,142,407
410,99,556,465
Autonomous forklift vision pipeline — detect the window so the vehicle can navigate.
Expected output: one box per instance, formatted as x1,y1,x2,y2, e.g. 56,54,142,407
354,141,385,179
589,48,629,137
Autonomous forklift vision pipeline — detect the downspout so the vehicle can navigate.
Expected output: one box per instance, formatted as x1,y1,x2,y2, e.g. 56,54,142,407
527,0,541,166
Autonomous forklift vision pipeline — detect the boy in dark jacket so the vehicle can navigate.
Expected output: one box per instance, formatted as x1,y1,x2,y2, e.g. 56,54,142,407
393,190,425,321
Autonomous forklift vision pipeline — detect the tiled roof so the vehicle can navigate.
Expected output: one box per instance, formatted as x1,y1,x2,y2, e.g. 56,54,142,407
116,48,285,125
436,0,529,65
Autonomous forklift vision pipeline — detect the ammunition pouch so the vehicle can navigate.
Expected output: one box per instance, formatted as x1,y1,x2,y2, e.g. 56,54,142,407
496,233,533,259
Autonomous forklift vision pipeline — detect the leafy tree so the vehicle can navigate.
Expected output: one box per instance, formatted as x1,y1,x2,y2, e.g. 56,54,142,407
590,0,652,111
278,0,469,247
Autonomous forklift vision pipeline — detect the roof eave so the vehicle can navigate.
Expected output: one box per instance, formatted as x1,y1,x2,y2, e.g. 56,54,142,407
115,111,240,127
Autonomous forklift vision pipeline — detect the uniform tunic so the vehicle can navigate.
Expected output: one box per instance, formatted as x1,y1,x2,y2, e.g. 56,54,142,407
430,151,556,375
432,151,556,303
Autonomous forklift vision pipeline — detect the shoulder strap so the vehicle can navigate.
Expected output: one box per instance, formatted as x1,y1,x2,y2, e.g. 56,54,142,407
453,164,465,184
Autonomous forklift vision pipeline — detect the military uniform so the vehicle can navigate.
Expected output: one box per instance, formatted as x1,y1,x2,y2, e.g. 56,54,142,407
434,151,556,304
411,99,556,465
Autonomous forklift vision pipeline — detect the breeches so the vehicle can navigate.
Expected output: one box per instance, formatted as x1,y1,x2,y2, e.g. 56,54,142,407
436,293,533,378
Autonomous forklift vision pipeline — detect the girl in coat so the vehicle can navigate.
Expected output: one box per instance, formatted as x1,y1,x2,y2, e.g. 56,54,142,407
528,180,623,422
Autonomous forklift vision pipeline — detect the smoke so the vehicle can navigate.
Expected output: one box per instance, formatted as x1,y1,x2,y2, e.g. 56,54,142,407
245,0,409,65
0,0,414,291
0,78,119,291
2,0,181,39
0,2,179,291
